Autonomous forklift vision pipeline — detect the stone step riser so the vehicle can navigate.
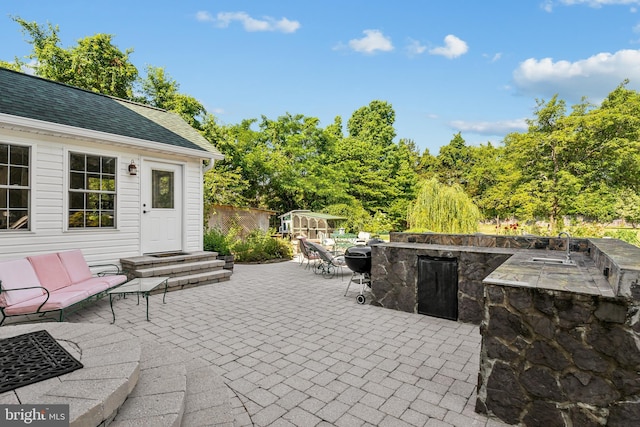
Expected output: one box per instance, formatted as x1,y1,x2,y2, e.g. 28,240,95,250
130,260,226,279
120,251,220,271
121,257,219,271
166,271,232,289
143,271,233,295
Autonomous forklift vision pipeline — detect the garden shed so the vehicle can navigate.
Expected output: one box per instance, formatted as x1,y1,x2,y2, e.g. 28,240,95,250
278,210,345,240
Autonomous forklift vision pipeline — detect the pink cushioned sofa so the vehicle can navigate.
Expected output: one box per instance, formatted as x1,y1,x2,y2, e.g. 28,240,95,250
0,250,127,325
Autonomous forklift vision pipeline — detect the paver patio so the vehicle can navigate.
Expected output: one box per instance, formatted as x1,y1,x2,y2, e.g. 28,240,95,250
64,259,508,427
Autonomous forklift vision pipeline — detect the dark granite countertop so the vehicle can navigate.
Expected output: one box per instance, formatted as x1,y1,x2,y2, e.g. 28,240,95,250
483,249,614,297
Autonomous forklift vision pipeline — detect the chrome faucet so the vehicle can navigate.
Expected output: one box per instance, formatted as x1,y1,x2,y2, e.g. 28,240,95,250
558,231,571,262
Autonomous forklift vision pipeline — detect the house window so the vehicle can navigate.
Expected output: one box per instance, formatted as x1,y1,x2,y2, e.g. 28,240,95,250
0,143,30,231
68,152,116,228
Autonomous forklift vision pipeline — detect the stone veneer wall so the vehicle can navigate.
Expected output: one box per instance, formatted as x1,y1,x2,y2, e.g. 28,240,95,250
390,232,589,253
477,284,640,426
370,232,588,324
371,245,510,323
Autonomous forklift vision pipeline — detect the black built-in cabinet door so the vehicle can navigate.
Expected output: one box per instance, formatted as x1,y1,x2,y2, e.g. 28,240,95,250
417,256,458,320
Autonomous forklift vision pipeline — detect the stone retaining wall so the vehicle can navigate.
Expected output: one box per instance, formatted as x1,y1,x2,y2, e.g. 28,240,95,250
476,284,640,425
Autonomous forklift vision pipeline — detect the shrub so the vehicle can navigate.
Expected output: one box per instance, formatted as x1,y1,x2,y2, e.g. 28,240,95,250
604,229,640,247
203,227,233,256
232,229,293,262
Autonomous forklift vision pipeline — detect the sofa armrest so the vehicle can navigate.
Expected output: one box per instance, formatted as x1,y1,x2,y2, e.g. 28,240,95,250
90,263,122,276
0,285,50,312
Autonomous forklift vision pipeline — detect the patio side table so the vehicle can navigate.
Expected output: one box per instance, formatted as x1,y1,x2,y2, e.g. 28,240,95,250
107,276,169,322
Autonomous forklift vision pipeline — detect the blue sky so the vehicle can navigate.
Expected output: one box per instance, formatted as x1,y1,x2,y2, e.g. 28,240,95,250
2,1,640,154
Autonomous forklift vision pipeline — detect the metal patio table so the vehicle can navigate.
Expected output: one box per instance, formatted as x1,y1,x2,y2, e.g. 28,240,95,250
107,276,169,322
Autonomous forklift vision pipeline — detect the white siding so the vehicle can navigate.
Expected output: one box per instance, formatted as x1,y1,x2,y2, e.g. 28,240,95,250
0,127,205,265
185,161,204,251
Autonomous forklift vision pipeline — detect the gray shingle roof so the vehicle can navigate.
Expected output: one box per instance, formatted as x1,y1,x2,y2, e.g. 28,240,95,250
0,68,221,157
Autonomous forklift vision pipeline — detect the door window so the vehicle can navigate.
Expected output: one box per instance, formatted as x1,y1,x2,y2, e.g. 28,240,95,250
152,170,174,209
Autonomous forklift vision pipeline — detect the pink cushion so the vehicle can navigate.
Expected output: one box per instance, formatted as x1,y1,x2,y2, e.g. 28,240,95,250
27,253,72,292
101,274,128,287
64,278,112,295
58,250,92,283
0,259,44,306
4,289,90,315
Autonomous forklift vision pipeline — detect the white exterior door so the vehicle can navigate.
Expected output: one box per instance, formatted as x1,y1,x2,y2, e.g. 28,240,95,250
141,161,183,254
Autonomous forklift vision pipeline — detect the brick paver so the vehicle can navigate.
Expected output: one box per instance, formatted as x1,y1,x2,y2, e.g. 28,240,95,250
64,260,508,426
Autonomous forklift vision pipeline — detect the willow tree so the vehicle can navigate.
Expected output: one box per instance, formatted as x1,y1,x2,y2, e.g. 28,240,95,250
407,178,480,233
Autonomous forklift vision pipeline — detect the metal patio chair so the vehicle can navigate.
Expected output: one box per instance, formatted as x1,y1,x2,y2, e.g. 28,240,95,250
305,241,348,279
298,237,320,270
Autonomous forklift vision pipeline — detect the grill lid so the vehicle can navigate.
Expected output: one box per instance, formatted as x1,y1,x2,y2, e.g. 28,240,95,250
345,246,372,257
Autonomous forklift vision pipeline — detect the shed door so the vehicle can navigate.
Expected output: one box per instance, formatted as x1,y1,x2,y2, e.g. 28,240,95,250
141,161,183,254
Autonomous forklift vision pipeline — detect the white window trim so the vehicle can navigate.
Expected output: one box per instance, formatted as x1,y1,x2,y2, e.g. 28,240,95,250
0,138,35,233
63,147,121,232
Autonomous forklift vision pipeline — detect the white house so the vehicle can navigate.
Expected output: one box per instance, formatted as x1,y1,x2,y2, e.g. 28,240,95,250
0,68,223,265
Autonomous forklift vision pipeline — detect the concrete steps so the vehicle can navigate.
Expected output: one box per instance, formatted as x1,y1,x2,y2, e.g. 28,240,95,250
120,251,233,292
0,323,243,427
108,341,187,427
110,341,236,427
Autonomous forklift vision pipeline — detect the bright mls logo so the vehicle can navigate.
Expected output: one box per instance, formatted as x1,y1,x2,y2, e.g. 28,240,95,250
1,405,69,426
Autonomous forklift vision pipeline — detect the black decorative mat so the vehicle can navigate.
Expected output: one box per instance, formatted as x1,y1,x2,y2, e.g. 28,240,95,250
0,329,83,393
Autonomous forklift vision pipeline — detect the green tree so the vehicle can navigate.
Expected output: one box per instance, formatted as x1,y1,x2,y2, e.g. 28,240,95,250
137,65,206,129
385,139,420,230
0,59,23,71
331,100,399,213
201,115,249,211
435,132,471,186
407,178,480,233
495,85,640,228
347,100,396,146
12,17,138,98
418,148,437,178
499,95,573,226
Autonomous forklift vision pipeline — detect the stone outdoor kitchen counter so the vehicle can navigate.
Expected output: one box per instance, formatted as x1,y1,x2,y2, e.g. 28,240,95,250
483,249,615,297
379,233,640,425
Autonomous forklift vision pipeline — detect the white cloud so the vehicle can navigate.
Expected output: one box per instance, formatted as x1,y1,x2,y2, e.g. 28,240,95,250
196,11,214,22
560,0,640,7
196,11,300,33
450,119,528,135
543,0,640,11
513,49,640,100
406,38,427,56
348,30,394,54
541,1,555,12
429,35,468,59
483,52,503,62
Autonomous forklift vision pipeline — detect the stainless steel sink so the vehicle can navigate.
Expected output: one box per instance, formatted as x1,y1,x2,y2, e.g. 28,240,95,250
530,257,576,265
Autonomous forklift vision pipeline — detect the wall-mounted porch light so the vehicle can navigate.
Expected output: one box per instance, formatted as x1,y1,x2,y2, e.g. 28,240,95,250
128,160,138,176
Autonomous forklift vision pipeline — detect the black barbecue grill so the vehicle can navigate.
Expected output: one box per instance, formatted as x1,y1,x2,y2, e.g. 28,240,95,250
344,246,371,274
343,239,383,304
